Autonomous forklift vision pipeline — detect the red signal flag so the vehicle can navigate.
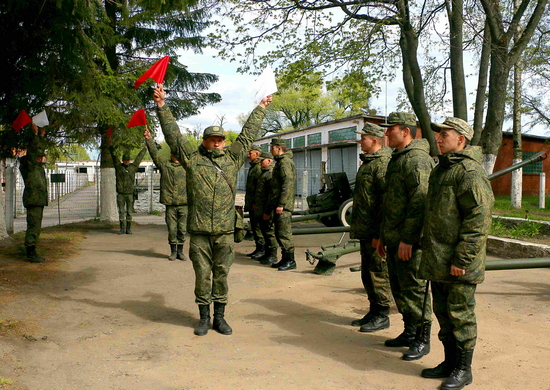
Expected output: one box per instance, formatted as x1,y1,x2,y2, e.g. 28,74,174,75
126,109,147,128
134,56,170,89
12,109,32,133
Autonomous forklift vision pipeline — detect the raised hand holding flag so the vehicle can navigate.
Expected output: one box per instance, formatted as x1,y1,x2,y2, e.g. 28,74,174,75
126,109,147,128
32,110,49,127
254,64,278,105
12,109,32,133
134,56,170,89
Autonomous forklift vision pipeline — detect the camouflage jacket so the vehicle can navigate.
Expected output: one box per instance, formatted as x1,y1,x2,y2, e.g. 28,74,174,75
380,139,435,247
19,134,48,207
158,104,266,235
253,165,274,218
244,159,262,212
109,146,146,195
146,138,187,206
350,147,392,240
419,146,494,284
267,151,296,213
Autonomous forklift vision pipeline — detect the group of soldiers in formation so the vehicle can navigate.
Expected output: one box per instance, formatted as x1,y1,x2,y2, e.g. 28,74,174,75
19,85,493,390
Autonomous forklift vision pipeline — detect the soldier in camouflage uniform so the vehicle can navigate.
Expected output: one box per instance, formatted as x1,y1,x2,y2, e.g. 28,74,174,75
19,124,48,263
108,141,146,235
254,152,278,265
418,118,493,390
349,122,393,333
154,84,271,336
377,112,435,361
144,129,188,261
266,138,297,271
244,145,265,259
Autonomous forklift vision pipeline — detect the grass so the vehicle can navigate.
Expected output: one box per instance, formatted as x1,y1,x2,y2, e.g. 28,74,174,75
0,377,13,386
490,218,542,239
493,196,550,221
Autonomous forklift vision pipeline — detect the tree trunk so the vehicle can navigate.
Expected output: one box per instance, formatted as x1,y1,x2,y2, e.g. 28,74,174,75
0,190,10,241
472,23,491,146
511,0,523,209
448,0,468,120
99,137,117,223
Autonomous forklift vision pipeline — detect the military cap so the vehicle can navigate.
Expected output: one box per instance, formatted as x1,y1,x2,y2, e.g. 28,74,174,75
202,125,226,140
270,138,287,146
379,112,417,127
260,151,273,159
355,122,384,138
122,153,131,161
431,117,474,141
250,144,262,152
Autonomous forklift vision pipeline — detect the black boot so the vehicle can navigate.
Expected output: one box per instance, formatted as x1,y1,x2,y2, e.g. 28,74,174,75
194,305,211,336
278,252,296,271
125,221,132,234
118,221,125,235
259,248,278,265
212,302,233,335
440,348,474,389
246,243,263,257
176,244,187,261
251,245,266,260
385,317,416,347
351,310,376,326
360,306,390,333
403,322,431,361
271,251,287,268
25,246,45,263
168,244,177,261
421,340,457,378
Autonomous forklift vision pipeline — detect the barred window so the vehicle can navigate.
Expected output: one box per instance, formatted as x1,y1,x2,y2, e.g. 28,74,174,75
522,152,543,174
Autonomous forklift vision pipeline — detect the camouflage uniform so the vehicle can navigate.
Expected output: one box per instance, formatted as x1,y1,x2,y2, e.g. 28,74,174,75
267,148,296,255
244,157,264,249
146,138,187,245
254,164,277,252
419,145,493,350
109,146,146,224
350,145,393,318
19,134,48,248
158,104,266,305
380,138,435,329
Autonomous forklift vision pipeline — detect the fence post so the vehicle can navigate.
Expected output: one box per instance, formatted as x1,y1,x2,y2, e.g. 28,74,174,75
539,173,546,209
148,165,154,214
5,165,15,234
302,170,308,211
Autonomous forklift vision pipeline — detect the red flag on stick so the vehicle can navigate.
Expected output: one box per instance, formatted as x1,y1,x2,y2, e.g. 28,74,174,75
106,126,113,137
12,109,32,133
134,56,170,89
126,109,147,128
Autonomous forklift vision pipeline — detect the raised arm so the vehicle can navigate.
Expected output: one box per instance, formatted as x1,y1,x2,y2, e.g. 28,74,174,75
131,146,147,168
144,130,165,168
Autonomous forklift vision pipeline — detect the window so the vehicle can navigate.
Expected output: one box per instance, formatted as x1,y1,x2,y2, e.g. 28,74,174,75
78,167,87,174
329,127,357,143
522,152,543,174
261,144,269,152
293,136,305,148
308,133,322,145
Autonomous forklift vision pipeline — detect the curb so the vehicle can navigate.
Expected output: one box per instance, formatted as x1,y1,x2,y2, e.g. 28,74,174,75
487,235,550,259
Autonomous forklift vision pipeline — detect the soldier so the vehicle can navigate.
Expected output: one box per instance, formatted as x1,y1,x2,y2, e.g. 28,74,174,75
108,140,146,235
244,145,265,259
266,138,297,271
418,118,493,390
349,122,393,333
154,84,271,336
377,111,435,361
144,129,188,261
254,152,278,265
19,124,48,263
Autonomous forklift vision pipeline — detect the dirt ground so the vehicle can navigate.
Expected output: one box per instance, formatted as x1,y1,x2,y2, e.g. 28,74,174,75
1,223,550,390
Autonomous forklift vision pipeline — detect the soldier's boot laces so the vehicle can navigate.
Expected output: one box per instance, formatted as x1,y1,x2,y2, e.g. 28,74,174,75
212,302,233,335
246,243,263,258
259,248,278,265
360,307,390,332
421,340,457,378
251,245,266,260
176,244,187,261
118,221,125,235
194,305,211,336
385,319,416,347
168,244,177,261
278,252,296,271
403,322,431,361
26,246,45,263
440,348,474,390
125,221,132,234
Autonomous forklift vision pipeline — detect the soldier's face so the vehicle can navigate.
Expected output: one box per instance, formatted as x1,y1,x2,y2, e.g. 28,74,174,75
437,128,465,154
122,159,130,165
248,150,260,161
359,135,376,153
203,136,225,150
385,125,406,149
271,145,282,157
260,158,272,168
37,155,46,164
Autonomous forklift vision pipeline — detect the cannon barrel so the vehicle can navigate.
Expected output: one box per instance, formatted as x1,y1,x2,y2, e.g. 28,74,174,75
488,151,547,181
485,257,550,271
293,225,349,235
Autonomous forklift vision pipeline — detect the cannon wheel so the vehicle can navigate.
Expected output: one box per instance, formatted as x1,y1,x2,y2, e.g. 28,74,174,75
338,199,353,227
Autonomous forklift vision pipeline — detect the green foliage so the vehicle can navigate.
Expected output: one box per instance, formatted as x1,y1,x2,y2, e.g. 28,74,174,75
493,196,550,222
490,218,541,239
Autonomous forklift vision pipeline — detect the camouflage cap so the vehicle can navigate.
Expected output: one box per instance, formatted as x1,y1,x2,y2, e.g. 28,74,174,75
431,117,474,141
355,122,384,138
270,138,287,146
202,125,226,140
250,144,262,152
122,152,131,161
379,112,417,127
260,151,273,159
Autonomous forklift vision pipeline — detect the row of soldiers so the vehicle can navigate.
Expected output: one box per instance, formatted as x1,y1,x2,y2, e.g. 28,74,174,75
348,112,494,390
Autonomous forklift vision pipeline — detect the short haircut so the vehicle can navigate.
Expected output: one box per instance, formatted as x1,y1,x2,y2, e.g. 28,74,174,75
400,124,417,138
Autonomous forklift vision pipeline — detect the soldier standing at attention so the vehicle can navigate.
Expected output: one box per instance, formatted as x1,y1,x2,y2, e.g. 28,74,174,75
154,84,271,336
244,145,265,260
377,112,435,361
349,122,393,333
254,152,278,265
19,124,48,263
266,138,297,271
108,138,146,235
144,129,188,261
418,118,493,390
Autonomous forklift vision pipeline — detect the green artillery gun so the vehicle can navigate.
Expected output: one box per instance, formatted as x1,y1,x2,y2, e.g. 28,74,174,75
301,151,548,275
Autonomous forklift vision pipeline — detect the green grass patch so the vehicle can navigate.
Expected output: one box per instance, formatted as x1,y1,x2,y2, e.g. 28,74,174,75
491,218,542,239
493,196,550,221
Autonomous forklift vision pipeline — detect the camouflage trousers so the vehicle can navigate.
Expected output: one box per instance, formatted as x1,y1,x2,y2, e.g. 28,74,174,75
165,205,187,244
258,215,278,250
432,281,477,350
386,245,432,328
250,213,265,247
273,210,294,254
189,233,234,305
24,206,44,247
360,240,393,310
116,193,134,223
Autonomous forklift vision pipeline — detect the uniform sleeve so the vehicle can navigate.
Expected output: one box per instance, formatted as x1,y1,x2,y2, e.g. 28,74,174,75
229,106,266,167
401,156,432,245
371,162,388,240
146,138,163,169
277,160,294,209
157,105,193,168
132,147,147,168
108,146,121,174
